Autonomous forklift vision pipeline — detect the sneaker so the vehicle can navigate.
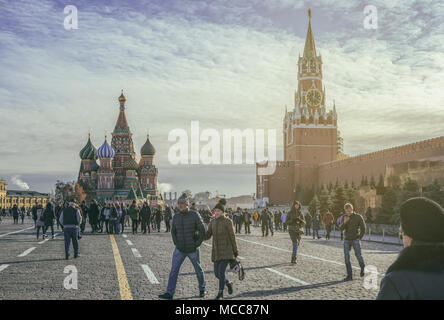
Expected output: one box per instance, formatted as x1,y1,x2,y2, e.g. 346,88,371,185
360,266,365,277
343,276,353,282
226,282,233,295
199,290,206,298
159,293,173,300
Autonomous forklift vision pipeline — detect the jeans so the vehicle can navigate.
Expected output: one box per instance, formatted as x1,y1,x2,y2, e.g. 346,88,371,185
63,227,79,257
156,221,161,232
166,248,205,296
214,260,230,291
343,240,365,277
131,218,138,234
44,224,54,236
292,241,298,257
141,219,150,233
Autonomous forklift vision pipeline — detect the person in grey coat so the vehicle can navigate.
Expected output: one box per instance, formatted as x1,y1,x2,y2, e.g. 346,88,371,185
377,197,444,300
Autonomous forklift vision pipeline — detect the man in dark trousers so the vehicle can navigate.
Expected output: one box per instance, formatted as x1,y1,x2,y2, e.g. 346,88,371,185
260,209,270,237
159,193,206,300
140,202,152,234
340,203,366,281
164,206,172,232
12,204,19,224
377,197,444,300
59,198,82,260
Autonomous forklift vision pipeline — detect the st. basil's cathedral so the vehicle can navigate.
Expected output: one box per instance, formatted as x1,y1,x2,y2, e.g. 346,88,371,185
77,91,159,204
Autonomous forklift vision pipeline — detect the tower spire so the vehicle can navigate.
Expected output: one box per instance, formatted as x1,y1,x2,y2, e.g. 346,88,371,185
303,8,316,58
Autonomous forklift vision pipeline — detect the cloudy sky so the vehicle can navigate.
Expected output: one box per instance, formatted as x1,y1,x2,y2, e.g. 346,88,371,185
1,0,443,197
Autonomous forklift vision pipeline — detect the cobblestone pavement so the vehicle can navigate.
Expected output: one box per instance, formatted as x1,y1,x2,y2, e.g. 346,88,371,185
0,217,402,300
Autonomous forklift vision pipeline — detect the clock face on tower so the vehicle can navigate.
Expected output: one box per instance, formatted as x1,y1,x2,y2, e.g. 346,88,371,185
306,88,322,107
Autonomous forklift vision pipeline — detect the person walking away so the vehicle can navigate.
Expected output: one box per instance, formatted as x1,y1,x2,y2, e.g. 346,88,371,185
140,202,151,234
243,209,251,234
268,211,274,236
312,211,322,239
128,201,140,234
164,206,172,232
286,201,306,264
260,210,269,236
377,197,444,300
109,203,118,234
233,209,242,234
159,193,206,300
20,209,25,224
42,202,55,239
12,204,19,224
88,200,100,233
340,203,366,281
282,211,288,232
120,203,127,234
59,198,82,259
102,204,111,233
35,204,45,239
305,211,312,236
155,205,163,232
204,199,238,300
322,210,334,240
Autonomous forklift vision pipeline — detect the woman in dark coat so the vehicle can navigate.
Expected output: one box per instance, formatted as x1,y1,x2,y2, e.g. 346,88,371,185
204,199,239,300
286,200,306,264
42,202,55,239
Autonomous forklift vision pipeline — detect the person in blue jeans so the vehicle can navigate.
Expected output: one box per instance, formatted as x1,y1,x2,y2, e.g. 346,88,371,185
339,203,366,281
59,199,82,260
159,193,206,300
286,200,306,264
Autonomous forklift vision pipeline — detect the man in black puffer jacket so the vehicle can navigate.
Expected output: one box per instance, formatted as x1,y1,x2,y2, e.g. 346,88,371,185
377,197,444,300
159,193,206,300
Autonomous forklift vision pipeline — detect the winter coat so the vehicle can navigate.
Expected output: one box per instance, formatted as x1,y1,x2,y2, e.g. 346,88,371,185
260,211,270,224
286,208,306,233
377,244,444,300
35,206,45,227
89,203,100,222
171,209,205,254
312,213,321,229
140,206,151,221
322,212,334,226
164,207,173,221
43,206,55,226
128,206,140,220
12,206,19,218
243,211,252,224
204,214,238,262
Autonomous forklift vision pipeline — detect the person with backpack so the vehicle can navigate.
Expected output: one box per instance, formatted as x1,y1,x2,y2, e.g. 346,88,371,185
128,201,140,234
59,198,82,259
159,193,206,300
286,200,306,264
204,199,238,300
42,202,55,239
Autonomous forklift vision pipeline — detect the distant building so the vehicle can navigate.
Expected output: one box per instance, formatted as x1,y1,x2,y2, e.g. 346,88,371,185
256,10,444,206
0,178,50,209
77,91,160,205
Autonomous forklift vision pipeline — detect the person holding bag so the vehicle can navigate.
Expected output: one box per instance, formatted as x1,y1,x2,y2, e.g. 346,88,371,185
204,198,239,300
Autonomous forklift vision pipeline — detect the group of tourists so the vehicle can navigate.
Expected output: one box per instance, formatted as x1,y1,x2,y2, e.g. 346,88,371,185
0,205,28,224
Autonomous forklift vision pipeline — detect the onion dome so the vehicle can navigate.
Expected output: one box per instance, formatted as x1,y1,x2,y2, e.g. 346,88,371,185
124,157,139,170
140,134,156,156
97,136,115,158
118,89,126,103
79,134,98,160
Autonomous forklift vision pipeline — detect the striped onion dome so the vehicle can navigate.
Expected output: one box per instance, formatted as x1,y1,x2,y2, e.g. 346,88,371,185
140,134,156,156
79,134,98,160
97,137,115,158
124,157,139,170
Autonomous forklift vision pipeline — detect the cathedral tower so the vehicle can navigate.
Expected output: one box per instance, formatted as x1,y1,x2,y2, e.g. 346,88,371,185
139,134,158,197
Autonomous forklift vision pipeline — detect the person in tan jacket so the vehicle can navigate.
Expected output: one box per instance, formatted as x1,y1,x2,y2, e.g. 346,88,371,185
205,198,239,300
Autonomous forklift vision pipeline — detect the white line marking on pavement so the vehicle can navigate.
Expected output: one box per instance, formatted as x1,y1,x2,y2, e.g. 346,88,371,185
266,268,310,285
122,234,128,238
0,226,34,238
131,248,142,258
238,237,384,275
126,240,133,246
141,264,159,284
38,233,60,244
18,247,36,257
0,264,9,272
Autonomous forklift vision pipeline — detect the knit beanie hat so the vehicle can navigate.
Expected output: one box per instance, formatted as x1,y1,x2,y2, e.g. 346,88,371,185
400,197,444,243
214,198,226,212
177,193,189,206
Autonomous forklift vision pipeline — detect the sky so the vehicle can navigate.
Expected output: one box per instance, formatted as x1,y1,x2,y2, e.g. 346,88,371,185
0,0,444,197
